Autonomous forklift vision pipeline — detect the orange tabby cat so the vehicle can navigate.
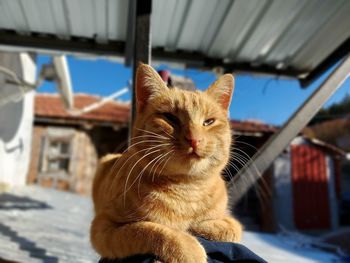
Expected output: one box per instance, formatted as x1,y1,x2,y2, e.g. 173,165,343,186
90,63,242,263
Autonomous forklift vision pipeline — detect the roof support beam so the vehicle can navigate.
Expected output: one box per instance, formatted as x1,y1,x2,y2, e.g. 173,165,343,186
128,0,152,141
1,31,349,89
230,54,350,205
5,30,348,84
0,31,303,80
124,0,136,67
300,37,350,88
152,47,302,78
0,31,125,56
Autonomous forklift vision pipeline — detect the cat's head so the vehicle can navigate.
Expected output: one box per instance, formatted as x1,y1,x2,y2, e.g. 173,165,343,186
132,63,234,177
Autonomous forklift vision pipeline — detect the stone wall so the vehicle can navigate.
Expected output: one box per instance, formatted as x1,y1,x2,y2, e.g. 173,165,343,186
28,124,128,195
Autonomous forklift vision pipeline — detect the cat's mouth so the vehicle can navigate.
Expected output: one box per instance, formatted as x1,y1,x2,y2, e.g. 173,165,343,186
186,147,203,159
188,151,201,159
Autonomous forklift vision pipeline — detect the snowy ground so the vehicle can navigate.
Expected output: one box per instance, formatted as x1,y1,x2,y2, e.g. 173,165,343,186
0,185,342,263
241,232,340,263
0,186,98,263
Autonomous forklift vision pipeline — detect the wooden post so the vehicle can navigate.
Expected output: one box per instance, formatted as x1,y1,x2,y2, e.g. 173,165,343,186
128,0,152,143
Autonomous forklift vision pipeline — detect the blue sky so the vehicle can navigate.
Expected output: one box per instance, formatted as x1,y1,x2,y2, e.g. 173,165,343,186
37,55,350,126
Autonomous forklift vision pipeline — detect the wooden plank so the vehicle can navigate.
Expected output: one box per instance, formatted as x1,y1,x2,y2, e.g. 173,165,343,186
129,0,152,142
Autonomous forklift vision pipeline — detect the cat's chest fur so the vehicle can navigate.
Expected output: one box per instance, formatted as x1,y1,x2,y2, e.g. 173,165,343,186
131,176,228,230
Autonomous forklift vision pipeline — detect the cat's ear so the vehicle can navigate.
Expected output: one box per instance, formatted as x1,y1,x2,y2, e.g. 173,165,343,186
135,63,168,111
206,74,234,112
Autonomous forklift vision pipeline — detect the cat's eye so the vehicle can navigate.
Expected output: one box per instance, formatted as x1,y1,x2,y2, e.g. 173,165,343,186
162,112,180,125
203,118,215,126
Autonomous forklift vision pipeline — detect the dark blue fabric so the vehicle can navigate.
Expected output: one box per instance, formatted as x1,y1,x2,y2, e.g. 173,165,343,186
98,237,267,263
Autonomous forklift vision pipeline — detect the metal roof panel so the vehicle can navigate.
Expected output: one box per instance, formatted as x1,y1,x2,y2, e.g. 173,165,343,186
208,0,269,59
265,0,344,69
107,0,128,41
0,0,349,82
2,0,30,33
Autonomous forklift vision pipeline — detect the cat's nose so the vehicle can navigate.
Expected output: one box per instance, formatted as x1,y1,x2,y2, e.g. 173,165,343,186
185,135,203,150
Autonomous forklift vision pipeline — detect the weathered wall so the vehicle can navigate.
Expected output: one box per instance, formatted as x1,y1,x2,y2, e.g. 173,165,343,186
0,52,36,186
72,129,98,195
27,126,44,184
273,149,294,230
29,125,98,195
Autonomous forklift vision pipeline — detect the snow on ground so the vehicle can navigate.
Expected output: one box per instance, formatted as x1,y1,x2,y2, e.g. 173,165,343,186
242,232,340,263
0,185,98,263
0,185,343,262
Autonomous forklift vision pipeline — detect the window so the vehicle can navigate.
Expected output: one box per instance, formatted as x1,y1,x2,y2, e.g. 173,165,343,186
41,138,72,174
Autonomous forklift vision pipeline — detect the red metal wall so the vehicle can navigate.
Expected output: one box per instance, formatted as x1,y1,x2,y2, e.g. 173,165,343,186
291,144,331,229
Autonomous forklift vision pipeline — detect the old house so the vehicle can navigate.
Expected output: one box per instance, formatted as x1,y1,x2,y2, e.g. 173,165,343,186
230,122,345,232
28,93,129,195
273,136,343,231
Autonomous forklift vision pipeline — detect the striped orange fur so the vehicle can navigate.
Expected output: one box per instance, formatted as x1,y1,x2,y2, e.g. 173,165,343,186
90,63,242,263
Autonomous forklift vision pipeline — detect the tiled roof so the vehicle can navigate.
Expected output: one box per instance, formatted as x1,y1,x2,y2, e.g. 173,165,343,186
35,93,278,133
231,120,278,134
35,93,130,124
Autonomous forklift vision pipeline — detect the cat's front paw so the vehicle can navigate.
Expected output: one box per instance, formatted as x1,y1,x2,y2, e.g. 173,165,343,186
190,216,243,243
168,233,207,263
215,218,242,242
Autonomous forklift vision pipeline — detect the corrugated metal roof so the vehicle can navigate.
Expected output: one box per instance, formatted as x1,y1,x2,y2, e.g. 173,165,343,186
0,0,350,81
152,0,350,74
0,0,129,41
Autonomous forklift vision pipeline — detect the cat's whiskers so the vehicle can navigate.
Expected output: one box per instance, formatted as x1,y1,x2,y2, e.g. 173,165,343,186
227,159,241,173
230,153,256,182
148,149,174,182
136,128,170,140
227,159,240,172
136,149,174,199
110,147,151,197
148,152,168,178
118,143,166,177
226,159,241,185
111,142,167,194
122,135,168,154
223,166,234,181
122,148,163,206
231,147,271,200
123,144,171,206
230,151,270,207
229,155,262,200
155,151,175,181
226,160,240,176
224,165,240,197
110,138,170,179
158,127,175,140
122,147,173,219
145,142,172,154
129,139,171,149
131,134,171,142
109,134,168,174
233,140,258,151
135,152,164,199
